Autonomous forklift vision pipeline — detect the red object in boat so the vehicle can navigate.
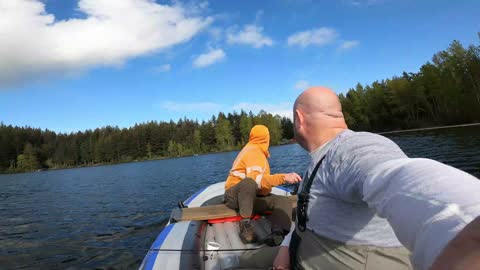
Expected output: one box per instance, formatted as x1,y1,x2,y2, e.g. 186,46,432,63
207,211,272,224
208,214,261,224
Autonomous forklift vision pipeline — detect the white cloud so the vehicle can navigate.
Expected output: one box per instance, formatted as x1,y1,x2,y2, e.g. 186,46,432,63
0,0,212,88
338,40,359,51
294,80,310,90
160,101,222,112
227,25,273,48
208,27,224,43
193,49,226,68
151,64,171,73
233,102,293,119
287,27,338,48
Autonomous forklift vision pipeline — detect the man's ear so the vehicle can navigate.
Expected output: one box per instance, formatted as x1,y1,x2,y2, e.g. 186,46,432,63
294,109,304,128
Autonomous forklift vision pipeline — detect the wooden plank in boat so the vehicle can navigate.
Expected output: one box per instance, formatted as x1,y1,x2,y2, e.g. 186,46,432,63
171,195,297,222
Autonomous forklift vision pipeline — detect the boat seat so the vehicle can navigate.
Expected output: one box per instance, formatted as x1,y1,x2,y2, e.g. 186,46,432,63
170,195,297,222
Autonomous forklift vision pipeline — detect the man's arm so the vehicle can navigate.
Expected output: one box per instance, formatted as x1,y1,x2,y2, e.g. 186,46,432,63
331,133,480,269
430,216,480,270
272,223,295,269
359,157,480,270
273,246,290,270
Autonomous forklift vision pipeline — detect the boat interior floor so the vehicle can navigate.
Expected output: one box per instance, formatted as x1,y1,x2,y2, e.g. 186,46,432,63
200,195,290,270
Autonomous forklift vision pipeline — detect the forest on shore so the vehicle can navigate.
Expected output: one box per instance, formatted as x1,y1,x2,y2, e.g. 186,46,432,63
0,112,293,174
1,36,479,174
340,37,480,131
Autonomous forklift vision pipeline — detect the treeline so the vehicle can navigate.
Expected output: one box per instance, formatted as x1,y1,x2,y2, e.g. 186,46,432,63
340,37,480,131
0,111,294,173
2,36,479,174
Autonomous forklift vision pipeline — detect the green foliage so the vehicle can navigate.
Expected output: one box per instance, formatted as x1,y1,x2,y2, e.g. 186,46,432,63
2,36,478,173
16,143,39,172
239,111,253,144
280,117,294,140
193,129,202,153
253,111,283,145
341,37,480,131
0,110,286,173
215,113,234,150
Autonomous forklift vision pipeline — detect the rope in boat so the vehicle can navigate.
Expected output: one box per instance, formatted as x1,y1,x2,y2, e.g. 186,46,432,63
9,242,263,253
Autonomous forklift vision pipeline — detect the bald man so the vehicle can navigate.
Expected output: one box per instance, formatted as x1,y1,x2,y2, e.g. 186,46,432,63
271,87,480,270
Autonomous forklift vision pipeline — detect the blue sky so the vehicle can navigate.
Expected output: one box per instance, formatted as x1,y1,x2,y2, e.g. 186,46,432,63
1,0,479,133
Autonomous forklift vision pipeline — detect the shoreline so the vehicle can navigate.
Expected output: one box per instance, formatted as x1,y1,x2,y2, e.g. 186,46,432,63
2,142,298,175
0,147,245,175
377,123,480,135
2,123,478,175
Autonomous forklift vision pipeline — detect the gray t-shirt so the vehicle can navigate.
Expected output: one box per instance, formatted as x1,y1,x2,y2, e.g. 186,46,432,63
287,129,480,270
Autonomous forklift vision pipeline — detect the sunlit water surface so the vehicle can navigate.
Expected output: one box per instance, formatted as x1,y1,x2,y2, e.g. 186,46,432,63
1,126,479,269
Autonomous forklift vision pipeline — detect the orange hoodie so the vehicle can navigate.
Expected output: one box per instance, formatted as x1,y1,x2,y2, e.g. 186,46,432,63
225,125,286,196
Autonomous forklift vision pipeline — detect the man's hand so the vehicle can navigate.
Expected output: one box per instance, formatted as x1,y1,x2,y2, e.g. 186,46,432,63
284,172,302,184
431,217,480,270
273,246,290,269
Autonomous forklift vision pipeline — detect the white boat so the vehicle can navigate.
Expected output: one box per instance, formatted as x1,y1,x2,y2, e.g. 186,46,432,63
139,181,294,270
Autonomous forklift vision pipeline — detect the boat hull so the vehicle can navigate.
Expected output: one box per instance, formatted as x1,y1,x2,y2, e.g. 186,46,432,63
139,181,292,270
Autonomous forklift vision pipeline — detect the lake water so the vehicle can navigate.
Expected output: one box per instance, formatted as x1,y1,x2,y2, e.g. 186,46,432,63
1,126,479,269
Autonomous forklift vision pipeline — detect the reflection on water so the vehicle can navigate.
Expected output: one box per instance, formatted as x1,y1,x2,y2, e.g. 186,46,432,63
385,125,480,177
0,126,479,269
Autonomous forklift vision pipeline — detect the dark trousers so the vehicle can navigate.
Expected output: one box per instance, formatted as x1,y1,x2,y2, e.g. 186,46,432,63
224,178,292,235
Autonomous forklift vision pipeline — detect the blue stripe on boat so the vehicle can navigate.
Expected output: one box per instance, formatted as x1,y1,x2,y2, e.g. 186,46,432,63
144,224,174,270
183,186,207,206
144,186,206,269
276,185,292,192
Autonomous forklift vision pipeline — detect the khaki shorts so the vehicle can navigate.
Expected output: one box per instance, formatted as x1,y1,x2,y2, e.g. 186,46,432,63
236,230,412,270
294,229,412,270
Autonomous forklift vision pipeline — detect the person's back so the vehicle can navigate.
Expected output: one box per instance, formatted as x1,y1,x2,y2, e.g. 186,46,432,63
304,129,405,247
223,125,301,245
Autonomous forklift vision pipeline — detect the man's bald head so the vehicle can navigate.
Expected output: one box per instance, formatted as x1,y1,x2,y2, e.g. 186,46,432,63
293,86,347,151
294,87,344,119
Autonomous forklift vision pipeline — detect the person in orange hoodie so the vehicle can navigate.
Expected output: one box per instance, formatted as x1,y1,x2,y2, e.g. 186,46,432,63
224,125,301,244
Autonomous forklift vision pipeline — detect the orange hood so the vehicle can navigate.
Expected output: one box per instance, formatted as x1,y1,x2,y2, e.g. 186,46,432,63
247,125,270,158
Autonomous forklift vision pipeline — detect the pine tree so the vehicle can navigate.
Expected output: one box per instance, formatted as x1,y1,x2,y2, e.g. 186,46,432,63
215,113,234,151
17,143,39,172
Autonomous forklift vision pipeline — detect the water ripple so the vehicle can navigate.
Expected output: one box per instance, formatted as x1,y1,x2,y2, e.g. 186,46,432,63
0,126,479,269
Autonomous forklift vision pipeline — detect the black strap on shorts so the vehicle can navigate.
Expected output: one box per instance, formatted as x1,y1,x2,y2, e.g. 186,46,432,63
296,155,326,232
289,229,301,268
290,155,326,267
